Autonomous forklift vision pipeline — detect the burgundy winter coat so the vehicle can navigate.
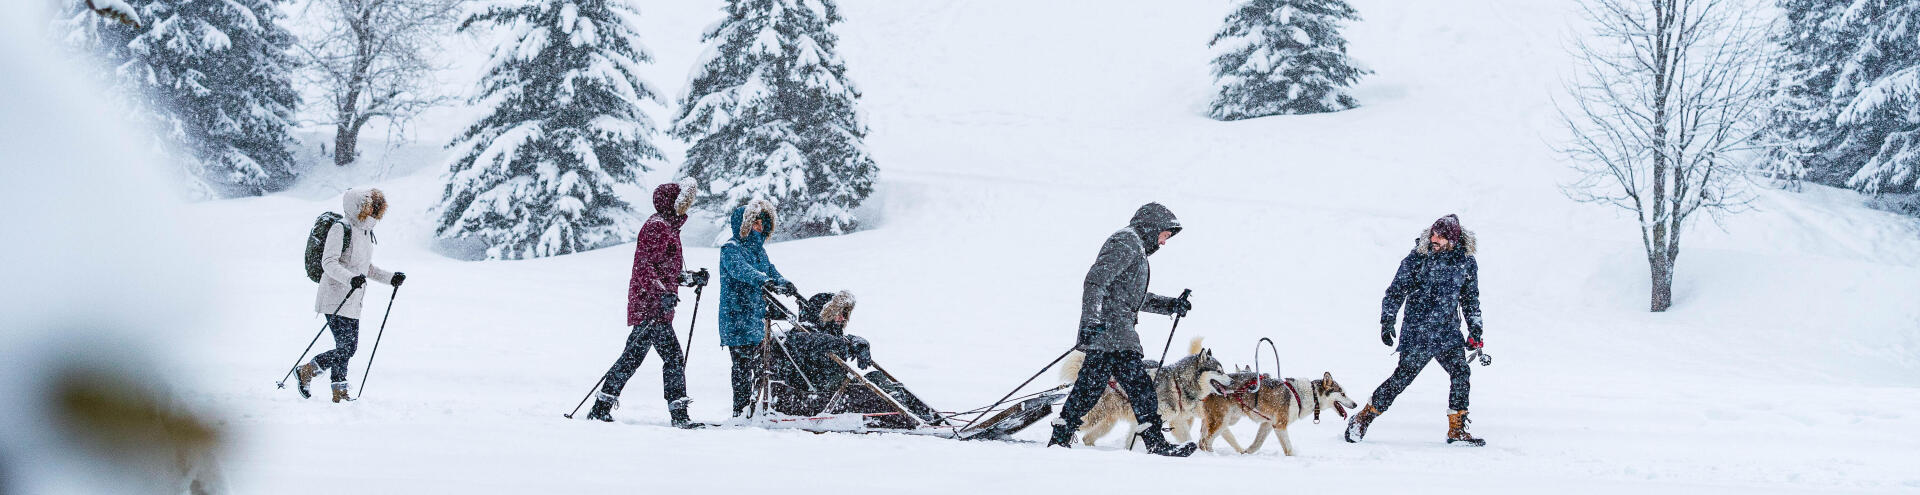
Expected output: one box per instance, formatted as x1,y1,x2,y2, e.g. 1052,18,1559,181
627,183,687,326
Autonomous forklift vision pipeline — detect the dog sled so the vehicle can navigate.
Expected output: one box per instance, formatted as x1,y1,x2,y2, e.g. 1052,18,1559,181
739,288,1062,441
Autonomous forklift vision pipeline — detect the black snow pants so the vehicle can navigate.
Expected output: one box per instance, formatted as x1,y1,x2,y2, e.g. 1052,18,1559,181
597,320,687,403
728,345,762,416
312,315,360,383
1058,350,1165,429
1368,346,1471,412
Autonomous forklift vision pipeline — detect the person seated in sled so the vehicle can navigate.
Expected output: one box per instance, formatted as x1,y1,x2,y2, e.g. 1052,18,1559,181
762,291,939,424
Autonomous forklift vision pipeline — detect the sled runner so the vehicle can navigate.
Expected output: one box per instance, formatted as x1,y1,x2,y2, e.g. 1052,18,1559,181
739,289,1062,441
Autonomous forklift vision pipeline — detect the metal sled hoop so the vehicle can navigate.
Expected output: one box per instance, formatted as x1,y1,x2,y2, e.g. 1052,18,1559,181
1253,337,1283,390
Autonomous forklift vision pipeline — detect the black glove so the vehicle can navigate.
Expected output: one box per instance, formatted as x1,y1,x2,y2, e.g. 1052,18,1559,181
1076,325,1102,349
350,275,367,289
761,279,781,294
1169,297,1192,317
1467,328,1484,349
662,293,680,312
1381,322,1396,347
847,336,873,369
390,272,406,287
681,269,709,287
775,279,798,296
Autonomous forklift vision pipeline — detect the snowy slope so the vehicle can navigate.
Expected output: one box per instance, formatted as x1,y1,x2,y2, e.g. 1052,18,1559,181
10,0,1920,493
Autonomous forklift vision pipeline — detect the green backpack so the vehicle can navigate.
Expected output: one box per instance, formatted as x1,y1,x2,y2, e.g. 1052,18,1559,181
304,212,351,283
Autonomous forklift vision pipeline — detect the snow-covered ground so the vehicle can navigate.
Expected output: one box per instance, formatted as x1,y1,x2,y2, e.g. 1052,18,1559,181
9,0,1920,493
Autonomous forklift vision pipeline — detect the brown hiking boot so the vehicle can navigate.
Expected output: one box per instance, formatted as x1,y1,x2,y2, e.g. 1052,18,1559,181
330,382,352,403
295,363,320,399
1344,404,1381,443
1447,410,1485,446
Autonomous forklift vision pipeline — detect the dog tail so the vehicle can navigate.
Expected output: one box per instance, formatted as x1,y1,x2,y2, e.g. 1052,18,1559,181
1059,351,1086,384
1189,336,1205,356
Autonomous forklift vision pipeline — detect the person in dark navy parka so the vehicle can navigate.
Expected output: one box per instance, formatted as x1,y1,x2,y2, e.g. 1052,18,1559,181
1346,214,1487,446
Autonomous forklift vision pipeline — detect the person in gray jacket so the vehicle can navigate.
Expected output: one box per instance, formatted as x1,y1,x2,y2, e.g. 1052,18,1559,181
296,188,404,403
1046,203,1196,457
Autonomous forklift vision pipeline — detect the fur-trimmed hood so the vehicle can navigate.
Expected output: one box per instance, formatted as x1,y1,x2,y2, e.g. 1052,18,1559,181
820,290,855,323
1415,228,1477,256
800,290,857,332
342,187,385,227
730,198,777,241
651,181,698,220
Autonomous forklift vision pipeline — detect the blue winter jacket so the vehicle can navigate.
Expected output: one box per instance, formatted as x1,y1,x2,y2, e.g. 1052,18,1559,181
718,206,787,347
1381,229,1484,353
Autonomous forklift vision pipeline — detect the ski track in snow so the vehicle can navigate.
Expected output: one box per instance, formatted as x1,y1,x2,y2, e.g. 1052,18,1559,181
21,0,1920,492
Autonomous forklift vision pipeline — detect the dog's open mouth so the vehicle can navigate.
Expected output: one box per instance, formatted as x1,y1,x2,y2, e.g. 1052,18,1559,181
1334,402,1349,418
1209,378,1233,396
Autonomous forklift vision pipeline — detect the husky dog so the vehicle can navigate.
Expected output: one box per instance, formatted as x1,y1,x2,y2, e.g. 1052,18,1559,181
1060,338,1232,449
1198,370,1360,456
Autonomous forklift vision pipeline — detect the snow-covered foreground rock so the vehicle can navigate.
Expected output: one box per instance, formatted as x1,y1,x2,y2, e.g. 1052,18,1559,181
8,0,1920,493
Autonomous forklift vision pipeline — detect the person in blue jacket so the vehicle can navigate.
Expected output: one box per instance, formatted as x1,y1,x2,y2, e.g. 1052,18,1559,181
718,198,796,417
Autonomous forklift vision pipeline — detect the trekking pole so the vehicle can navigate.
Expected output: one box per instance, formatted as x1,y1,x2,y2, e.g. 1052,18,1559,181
681,269,709,366
354,286,400,399
276,285,359,389
960,346,1077,432
1155,289,1194,365
563,377,607,419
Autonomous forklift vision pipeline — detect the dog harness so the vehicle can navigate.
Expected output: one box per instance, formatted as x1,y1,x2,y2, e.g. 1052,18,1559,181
1223,377,1350,425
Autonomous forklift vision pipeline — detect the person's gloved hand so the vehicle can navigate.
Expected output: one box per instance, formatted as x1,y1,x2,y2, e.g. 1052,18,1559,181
662,293,680,313
350,275,367,289
1076,325,1103,349
1381,321,1396,347
775,279,798,296
1169,297,1193,317
847,336,873,369
390,272,406,287
761,279,781,294
1467,329,1484,350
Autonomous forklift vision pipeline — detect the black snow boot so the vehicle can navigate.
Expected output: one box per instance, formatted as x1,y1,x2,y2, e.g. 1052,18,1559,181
1136,423,1197,457
586,393,616,423
1046,420,1074,448
669,398,704,429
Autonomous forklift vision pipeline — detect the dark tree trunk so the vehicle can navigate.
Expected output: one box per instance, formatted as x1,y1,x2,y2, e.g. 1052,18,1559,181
333,120,358,166
1649,254,1673,312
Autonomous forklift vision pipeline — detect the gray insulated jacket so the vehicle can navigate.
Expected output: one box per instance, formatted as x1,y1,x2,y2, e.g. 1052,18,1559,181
1078,203,1183,354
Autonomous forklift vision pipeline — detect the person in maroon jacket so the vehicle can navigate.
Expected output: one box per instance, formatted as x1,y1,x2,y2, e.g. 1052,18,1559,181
588,181,706,427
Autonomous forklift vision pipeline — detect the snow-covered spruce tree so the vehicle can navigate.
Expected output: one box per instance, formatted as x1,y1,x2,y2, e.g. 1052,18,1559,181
1831,0,1920,195
435,0,664,260
1760,0,1854,189
673,0,877,240
58,0,303,198
1207,0,1371,120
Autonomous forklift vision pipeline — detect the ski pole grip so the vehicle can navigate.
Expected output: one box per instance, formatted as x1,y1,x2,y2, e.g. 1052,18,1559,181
1179,289,1192,302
